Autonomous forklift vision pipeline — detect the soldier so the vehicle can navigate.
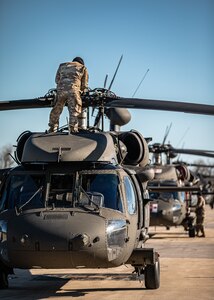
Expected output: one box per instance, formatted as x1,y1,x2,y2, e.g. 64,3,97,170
48,56,89,133
195,194,206,237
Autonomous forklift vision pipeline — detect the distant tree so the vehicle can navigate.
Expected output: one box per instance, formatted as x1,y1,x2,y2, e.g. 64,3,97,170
191,159,214,177
0,145,15,169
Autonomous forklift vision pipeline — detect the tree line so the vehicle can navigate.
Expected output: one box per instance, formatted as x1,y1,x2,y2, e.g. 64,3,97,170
0,145,15,169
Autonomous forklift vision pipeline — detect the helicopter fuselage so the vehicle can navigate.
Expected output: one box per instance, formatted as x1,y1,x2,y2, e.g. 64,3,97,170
148,166,189,228
0,162,150,270
149,195,186,227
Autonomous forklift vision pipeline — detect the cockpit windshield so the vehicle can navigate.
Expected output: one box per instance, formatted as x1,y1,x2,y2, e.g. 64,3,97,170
5,173,45,210
48,172,123,211
2,170,123,212
149,181,179,201
149,191,179,201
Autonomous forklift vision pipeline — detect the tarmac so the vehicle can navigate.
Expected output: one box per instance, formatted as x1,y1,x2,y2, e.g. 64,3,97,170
0,205,213,300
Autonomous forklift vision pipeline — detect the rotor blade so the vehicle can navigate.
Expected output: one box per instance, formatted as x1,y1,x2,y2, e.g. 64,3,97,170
0,89,56,111
105,97,214,115
172,148,214,153
104,74,108,89
187,163,214,168
171,148,214,158
162,122,172,145
108,55,123,91
186,163,214,168
0,98,54,111
148,186,201,192
173,161,214,168
132,68,149,97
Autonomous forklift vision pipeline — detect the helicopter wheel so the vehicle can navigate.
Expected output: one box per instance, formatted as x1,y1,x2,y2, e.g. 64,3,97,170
144,257,160,289
0,270,9,289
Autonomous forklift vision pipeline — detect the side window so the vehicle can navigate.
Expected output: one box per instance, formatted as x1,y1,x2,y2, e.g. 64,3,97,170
124,176,137,214
179,191,185,202
0,182,7,212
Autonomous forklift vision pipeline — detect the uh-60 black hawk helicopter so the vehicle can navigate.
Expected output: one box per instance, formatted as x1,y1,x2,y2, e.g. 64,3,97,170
148,141,214,237
0,63,214,290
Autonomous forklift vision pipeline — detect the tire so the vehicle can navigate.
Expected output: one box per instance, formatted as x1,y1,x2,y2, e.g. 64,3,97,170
144,258,160,289
189,226,195,238
0,270,9,289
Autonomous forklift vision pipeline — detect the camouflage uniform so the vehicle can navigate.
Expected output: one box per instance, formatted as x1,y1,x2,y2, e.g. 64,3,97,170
195,195,206,237
48,60,88,132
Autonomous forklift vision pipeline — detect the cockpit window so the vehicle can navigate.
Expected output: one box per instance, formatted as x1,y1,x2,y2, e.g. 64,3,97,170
48,174,74,207
149,191,179,201
80,173,123,212
6,174,44,210
148,181,185,201
124,176,137,214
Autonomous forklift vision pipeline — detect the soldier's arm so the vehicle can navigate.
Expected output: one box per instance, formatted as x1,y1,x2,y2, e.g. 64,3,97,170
81,67,89,92
55,64,63,84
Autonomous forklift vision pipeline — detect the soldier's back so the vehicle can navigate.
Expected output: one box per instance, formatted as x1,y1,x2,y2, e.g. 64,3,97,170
58,62,85,86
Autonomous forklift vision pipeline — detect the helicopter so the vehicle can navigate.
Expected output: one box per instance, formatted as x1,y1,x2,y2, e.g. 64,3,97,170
147,142,214,236
0,64,214,290
180,162,214,207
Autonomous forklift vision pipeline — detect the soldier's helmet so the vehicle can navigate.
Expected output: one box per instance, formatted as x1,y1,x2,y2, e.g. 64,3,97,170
73,57,85,65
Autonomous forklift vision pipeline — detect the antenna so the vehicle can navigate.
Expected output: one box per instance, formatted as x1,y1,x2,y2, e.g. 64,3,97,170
132,68,149,97
108,55,123,91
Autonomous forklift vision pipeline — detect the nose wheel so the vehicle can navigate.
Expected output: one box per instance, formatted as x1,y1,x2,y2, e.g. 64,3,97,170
144,257,160,289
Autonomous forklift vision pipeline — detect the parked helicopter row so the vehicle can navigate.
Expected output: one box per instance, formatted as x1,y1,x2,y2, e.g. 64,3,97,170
0,62,214,290
147,142,214,237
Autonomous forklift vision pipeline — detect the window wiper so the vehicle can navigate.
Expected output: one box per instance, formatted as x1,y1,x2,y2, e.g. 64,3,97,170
78,186,101,211
16,186,43,214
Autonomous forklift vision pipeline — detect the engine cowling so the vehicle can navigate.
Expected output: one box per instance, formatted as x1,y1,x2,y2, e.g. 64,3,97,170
176,165,191,181
15,131,33,163
118,130,149,167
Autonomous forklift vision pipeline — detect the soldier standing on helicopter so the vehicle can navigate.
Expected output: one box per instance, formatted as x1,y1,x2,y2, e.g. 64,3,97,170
48,56,89,133
195,194,206,237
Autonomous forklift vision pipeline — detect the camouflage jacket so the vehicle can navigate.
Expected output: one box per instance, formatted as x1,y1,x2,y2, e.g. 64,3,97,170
55,61,88,92
195,197,206,217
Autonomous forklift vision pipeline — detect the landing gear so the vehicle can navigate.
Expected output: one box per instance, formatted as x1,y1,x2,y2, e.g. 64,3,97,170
144,257,160,289
0,269,9,289
128,248,160,289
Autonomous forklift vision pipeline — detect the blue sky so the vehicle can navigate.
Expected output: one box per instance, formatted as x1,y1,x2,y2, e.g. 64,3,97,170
0,0,214,164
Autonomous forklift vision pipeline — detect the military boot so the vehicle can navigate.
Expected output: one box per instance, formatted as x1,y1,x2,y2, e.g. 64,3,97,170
48,124,58,133
201,228,206,237
69,123,79,133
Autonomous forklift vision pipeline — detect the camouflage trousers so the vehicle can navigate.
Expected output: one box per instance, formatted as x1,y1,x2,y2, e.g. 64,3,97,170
49,88,82,131
195,215,205,236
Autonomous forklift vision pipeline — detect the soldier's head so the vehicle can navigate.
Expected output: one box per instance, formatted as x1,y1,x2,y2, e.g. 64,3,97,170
73,57,85,65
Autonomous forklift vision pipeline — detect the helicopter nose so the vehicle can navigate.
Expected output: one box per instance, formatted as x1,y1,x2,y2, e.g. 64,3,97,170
69,233,91,250
106,219,127,261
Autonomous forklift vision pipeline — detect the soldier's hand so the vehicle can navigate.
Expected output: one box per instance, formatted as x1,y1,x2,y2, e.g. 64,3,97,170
82,88,90,96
